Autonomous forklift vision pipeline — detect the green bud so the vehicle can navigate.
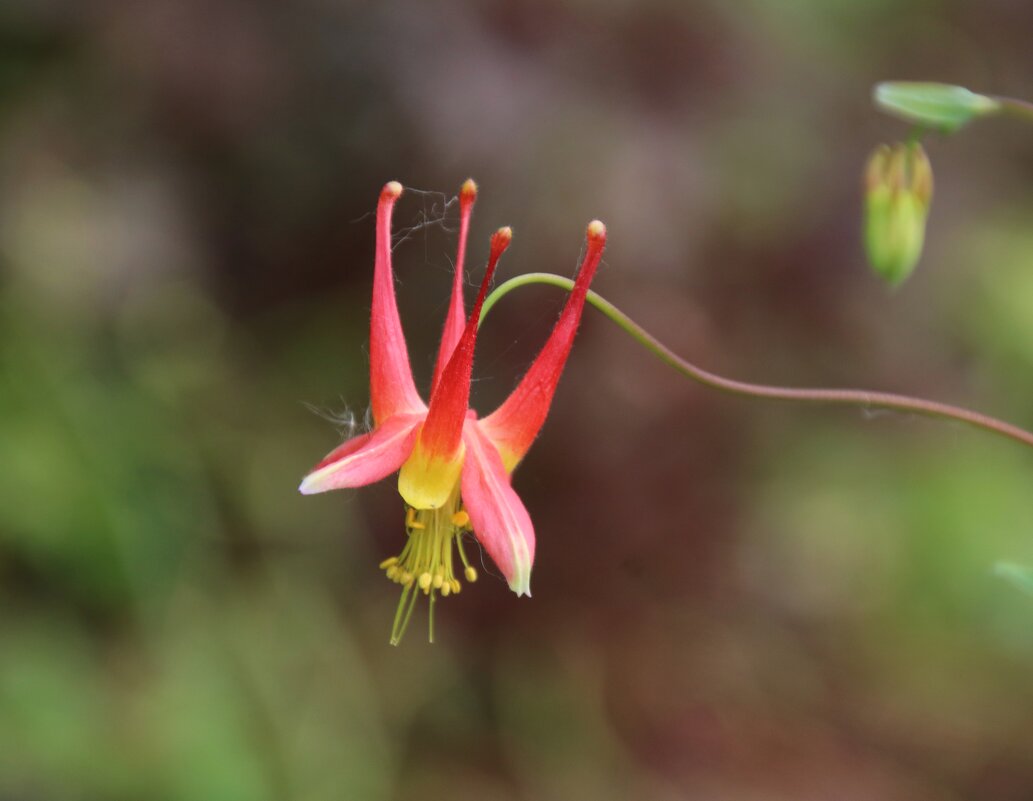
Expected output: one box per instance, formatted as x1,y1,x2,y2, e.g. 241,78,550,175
873,82,1000,133
863,142,934,286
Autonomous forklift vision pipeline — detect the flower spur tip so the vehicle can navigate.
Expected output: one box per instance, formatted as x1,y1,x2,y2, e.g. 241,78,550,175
492,226,513,250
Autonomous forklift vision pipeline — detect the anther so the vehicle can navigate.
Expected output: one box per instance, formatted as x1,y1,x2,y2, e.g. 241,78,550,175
383,496,484,643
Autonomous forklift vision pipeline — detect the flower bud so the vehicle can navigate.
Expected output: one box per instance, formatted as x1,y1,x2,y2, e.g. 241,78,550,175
874,82,1000,133
863,142,934,286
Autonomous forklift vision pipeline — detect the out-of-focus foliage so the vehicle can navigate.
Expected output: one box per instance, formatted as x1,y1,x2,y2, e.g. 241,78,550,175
2,0,1033,799
995,562,1033,596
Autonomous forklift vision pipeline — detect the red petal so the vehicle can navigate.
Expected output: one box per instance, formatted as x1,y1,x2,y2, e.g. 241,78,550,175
369,182,426,424
430,179,477,397
461,419,535,596
480,220,606,470
417,227,511,462
299,412,423,494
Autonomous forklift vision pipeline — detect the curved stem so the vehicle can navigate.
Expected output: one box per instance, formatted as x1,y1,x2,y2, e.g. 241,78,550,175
480,272,1033,451
992,96,1033,124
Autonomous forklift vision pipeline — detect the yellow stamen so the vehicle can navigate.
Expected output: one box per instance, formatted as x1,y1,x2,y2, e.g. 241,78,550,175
384,494,476,645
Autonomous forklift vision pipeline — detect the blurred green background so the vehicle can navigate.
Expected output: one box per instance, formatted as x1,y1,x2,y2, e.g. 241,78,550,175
2,1,1033,799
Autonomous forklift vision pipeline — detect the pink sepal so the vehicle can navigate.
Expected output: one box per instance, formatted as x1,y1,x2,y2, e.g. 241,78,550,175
461,419,535,596
299,412,423,494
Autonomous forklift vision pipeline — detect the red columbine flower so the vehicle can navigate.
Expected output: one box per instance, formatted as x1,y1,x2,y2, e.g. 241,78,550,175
299,179,606,642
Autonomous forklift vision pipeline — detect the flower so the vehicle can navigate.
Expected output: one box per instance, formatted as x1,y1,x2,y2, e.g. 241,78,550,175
863,142,934,286
299,180,606,642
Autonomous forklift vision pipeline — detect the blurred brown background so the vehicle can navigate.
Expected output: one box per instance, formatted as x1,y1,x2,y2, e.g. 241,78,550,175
2,1,1033,799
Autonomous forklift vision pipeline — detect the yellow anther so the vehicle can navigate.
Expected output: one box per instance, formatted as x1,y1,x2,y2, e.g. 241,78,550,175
385,493,482,643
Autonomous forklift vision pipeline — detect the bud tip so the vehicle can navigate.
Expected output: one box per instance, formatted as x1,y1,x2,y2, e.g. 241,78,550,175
383,181,403,199
586,219,606,241
460,178,478,203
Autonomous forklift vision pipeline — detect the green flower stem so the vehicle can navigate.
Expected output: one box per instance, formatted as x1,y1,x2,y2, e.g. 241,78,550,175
480,272,1033,451
994,96,1033,124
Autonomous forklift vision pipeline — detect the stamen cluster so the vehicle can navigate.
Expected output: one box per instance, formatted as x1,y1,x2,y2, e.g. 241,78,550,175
380,493,478,644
